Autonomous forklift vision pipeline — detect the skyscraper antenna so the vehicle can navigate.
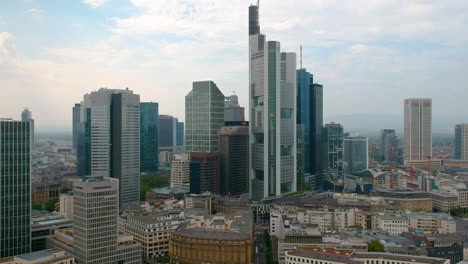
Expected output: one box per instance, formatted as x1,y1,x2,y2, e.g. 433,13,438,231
300,45,303,69
257,0,259,7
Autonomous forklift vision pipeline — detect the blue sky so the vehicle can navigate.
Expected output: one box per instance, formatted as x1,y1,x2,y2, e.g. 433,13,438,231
0,0,467,134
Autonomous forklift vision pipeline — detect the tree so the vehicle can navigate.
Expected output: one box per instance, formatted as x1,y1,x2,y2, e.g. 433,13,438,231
368,240,385,252
140,175,170,201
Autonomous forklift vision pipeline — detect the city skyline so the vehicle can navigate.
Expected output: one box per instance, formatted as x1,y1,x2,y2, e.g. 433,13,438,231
1,0,467,133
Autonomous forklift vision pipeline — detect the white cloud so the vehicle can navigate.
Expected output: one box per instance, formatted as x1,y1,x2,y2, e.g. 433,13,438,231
81,0,108,8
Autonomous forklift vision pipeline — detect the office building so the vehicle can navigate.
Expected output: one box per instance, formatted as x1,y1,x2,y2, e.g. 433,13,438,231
77,88,140,206
47,177,141,264
21,108,34,149
249,3,297,200
72,103,81,151
219,126,249,195
455,124,468,160
343,136,368,174
224,94,245,124
404,98,432,162
0,248,74,264
176,121,184,146
185,81,225,153
189,152,221,194
170,153,191,191
140,102,159,172
0,119,31,258
380,129,398,162
159,115,178,148
324,123,344,182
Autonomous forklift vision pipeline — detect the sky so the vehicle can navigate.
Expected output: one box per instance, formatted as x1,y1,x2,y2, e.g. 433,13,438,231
0,0,467,134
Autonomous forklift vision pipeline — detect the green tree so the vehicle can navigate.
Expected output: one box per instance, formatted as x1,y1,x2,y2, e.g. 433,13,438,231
368,240,385,252
140,175,170,201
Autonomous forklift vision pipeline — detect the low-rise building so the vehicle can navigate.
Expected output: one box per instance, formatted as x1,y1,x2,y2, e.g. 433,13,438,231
145,187,189,202
32,181,62,203
430,191,458,212
59,193,73,219
31,213,73,252
378,215,409,235
372,189,433,211
0,248,74,264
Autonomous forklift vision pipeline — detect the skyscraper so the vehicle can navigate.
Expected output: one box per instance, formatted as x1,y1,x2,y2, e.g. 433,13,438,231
249,3,297,200
49,176,142,263
455,124,468,160
404,98,432,162
381,129,398,162
185,81,224,194
176,121,184,146
140,102,159,172
72,103,81,152
159,115,178,148
219,126,249,196
0,119,31,258
21,108,34,149
323,123,344,183
296,69,324,190
170,153,191,190
343,136,369,174
77,88,140,206
185,81,225,153
224,94,245,124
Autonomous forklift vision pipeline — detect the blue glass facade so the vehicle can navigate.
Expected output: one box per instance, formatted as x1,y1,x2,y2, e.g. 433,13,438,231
140,102,159,172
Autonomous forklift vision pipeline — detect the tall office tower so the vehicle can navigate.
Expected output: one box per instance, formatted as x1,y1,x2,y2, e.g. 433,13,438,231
404,98,432,162
72,103,81,152
343,136,369,174
224,94,245,124
189,152,221,194
158,115,177,148
185,81,225,153
323,123,344,182
21,108,34,149
176,121,184,146
170,153,191,190
381,129,398,162
140,102,159,172
249,3,297,200
455,124,468,160
72,177,141,263
311,83,324,185
0,119,31,258
77,88,140,206
219,126,249,196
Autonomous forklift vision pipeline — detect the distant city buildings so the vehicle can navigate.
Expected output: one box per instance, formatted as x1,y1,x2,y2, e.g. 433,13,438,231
0,119,31,258
380,129,398,162
76,88,140,206
140,102,159,172
343,136,368,174
324,123,344,183
404,98,432,162
219,126,249,196
249,3,297,200
455,124,468,160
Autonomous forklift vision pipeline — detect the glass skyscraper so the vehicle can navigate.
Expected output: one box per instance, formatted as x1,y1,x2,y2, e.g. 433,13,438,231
249,3,297,200
343,136,369,174
0,119,31,258
72,103,81,152
21,108,34,149
324,123,344,183
404,98,432,162
140,102,159,172
455,124,468,160
381,129,398,162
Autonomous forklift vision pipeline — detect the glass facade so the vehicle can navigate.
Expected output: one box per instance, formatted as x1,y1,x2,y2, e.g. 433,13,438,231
185,81,225,153
0,120,31,258
324,123,344,182
140,102,159,172
343,136,368,174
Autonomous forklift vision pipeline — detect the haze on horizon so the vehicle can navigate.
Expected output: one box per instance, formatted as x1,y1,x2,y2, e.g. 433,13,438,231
0,0,467,134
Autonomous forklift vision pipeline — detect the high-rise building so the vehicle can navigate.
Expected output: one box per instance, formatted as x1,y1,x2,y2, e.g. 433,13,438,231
224,94,245,124
296,69,324,189
404,98,432,162
176,121,184,146
140,102,159,172
219,126,249,196
21,108,34,149
170,153,190,190
249,3,297,200
48,177,141,263
159,115,178,148
455,124,468,160
380,129,398,162
72,103,81,152
189,152,221,194
343,136,369,174
0,119,31,258
185,81,225,153
323,123,344,182
77,88,140,206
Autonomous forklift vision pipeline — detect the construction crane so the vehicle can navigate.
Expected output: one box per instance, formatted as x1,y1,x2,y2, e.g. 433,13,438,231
402,155,444,190
377,146,403,189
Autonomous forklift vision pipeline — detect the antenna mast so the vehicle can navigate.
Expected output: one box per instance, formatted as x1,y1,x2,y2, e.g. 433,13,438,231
300,45,303,69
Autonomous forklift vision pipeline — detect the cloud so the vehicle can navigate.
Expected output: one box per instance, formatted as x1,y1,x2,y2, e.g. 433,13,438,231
81,0,108,8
